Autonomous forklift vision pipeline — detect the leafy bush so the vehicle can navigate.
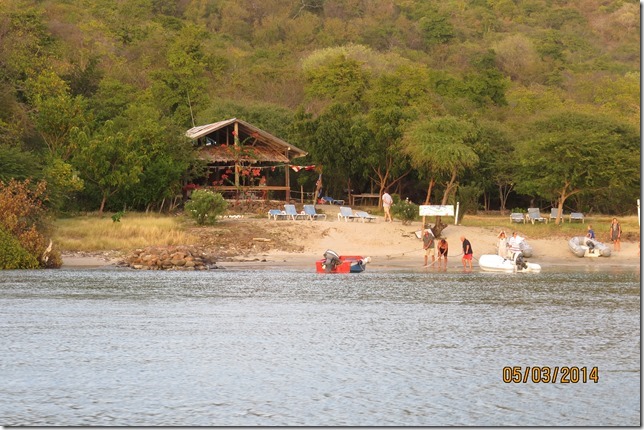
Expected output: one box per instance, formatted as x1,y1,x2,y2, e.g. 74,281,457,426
184,190,227,225
111,210,125,222
0,227,39,269
391,199,419,225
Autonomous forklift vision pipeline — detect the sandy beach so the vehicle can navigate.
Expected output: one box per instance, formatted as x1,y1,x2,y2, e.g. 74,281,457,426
62,206,640,272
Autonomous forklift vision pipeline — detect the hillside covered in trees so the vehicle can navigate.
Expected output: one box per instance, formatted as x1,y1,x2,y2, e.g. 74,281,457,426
0,0,640,218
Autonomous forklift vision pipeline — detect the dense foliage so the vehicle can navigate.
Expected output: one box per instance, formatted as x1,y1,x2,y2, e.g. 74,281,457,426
0,0,639,222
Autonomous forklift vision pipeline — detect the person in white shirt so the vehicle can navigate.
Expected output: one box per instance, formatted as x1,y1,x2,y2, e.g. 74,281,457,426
382,192,393,222
507,232,527,269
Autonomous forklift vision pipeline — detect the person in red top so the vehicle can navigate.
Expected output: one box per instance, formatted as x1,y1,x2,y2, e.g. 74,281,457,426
460,236,473,271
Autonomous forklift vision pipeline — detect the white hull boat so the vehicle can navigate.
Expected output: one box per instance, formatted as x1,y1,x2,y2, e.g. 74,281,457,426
568,236,611,257
479,254,541,273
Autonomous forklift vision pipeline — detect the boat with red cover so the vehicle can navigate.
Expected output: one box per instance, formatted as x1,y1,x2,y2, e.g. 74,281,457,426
315,249,370,273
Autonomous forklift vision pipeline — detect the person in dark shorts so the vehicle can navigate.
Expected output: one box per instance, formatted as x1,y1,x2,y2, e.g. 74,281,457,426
437,238,448,270
460,236,473,271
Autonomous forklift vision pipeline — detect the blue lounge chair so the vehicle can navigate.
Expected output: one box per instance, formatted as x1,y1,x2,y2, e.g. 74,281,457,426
267,209,287,220
284,204,307,220
549,208,561,222
569,212,585,223
355,211,376,222
510,213,525,224
321,196,345,205
527,208,547,224
303,204,327,220
337,206,359,222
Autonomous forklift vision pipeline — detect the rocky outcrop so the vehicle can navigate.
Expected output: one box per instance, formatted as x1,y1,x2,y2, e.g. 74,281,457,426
118,245,220,270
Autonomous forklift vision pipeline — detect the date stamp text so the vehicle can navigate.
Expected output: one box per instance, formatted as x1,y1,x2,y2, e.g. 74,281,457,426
502,366,599,383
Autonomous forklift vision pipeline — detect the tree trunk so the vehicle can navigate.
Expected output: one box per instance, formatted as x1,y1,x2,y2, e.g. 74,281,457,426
441,170,458,205
499,183,513,213
424,178,435,205
431,217,448,238
98,194,107,216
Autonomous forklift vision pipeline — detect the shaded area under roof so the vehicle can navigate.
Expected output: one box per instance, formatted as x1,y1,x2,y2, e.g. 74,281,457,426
186,118,307,163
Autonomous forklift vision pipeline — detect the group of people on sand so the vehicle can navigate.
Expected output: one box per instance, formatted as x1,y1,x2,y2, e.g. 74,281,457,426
422,227,473,271
586,218,623,251
415,208,626,272
422,227,449,270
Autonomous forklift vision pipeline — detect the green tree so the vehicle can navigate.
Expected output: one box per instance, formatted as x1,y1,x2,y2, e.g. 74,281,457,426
403,116,480,205
306,104,372,197
0,144,41,182
515,112,640,223
468,120,516,212
71,121,144,216
25,72,88,160
42,156,84,212
149,24,210,127
114,103,194,212
304,54,370,106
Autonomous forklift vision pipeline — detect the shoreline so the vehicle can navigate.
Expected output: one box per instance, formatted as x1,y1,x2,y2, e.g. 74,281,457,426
60,210,640,272
62,246,640,272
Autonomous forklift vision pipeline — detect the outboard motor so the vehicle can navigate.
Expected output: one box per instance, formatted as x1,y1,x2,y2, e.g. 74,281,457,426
322,249,341,273
586,240,595,254
513,251,528,270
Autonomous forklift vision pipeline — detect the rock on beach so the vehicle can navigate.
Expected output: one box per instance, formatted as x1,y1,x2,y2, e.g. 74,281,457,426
118,245,220,270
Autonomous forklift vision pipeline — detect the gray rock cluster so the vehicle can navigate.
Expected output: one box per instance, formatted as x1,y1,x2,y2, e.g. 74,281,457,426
118,245,219,270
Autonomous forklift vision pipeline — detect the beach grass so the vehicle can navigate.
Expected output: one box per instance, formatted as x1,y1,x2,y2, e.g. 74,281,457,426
53,212,198,252
53,211,640,253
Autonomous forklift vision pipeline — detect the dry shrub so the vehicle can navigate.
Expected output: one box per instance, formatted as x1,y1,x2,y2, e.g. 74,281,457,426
0,179,61,268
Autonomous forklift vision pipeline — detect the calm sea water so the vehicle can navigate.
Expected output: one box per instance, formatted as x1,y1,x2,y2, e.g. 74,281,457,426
0,267,640,426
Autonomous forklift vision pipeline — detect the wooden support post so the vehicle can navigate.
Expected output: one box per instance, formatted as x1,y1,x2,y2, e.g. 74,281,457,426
234,122,240,186
285,148,291,202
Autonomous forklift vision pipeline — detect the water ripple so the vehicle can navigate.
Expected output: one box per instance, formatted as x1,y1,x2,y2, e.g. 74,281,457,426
0,268,639,426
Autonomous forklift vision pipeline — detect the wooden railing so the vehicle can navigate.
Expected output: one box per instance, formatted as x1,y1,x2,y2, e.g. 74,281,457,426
350,193,380,206
208,185,291,201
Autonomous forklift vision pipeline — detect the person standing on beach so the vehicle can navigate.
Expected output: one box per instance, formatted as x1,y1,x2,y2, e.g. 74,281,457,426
423,228,436,267
437,238,448,270
497,231,508,258
382,192,393,222
609,218,622,251
460,236,473,271
586,225,595,239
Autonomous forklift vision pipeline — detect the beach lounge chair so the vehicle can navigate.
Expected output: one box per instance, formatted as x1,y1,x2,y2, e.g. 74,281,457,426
549,208,561,222
569,212,585,223
267,209,287,220
284,204,307,220
355,211,376,222
527,208,547,224
338,206,359,222
321,196,345,205
303,204,327,221
510,213,526,223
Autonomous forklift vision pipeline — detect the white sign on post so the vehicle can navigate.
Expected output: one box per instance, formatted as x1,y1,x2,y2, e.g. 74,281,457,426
419,205,455,217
